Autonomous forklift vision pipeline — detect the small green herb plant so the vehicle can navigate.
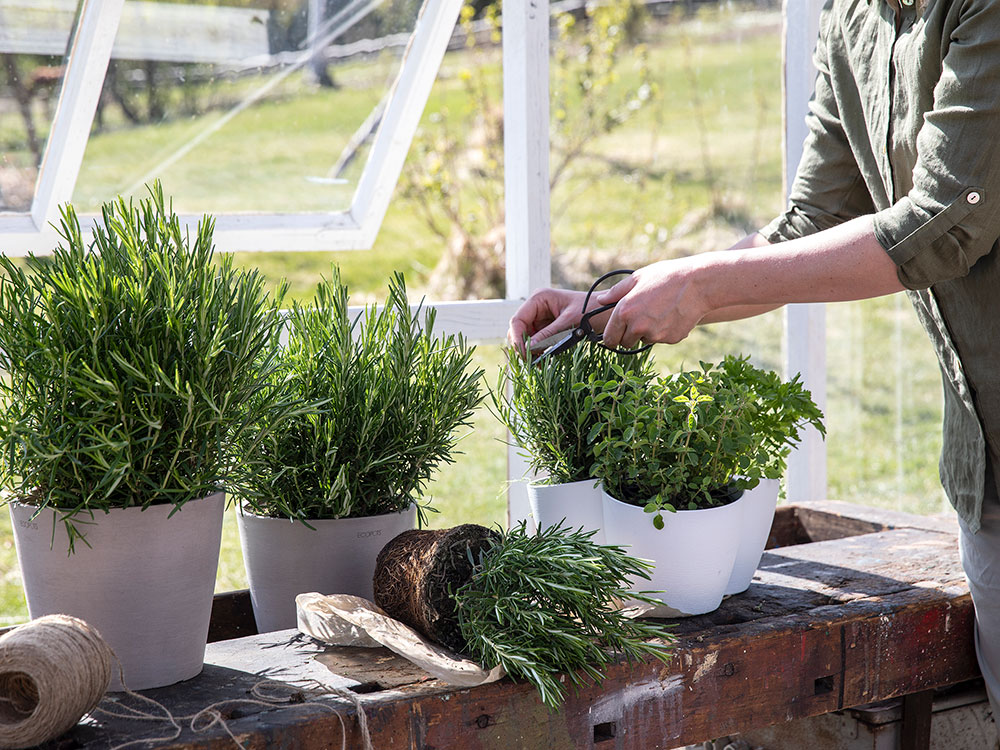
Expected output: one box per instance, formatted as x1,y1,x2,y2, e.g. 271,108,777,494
591,355,825,527
238,270,483,524
0,183,297,549
491,342,654,484
453,521,673,708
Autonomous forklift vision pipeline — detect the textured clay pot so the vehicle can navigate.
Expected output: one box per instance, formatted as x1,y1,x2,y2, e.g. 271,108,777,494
238,505,417,633
725,478,780,595
10,492,225,691
526,478,605,543
601,488,742,617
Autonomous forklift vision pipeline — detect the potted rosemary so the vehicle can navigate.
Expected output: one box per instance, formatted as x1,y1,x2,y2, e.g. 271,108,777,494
236,270,483,632
591,356,825,616
0,184,294,690
491,342,654,541
372,522,673,708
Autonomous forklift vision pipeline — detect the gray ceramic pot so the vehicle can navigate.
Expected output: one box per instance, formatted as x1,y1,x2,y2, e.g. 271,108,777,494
237,505,417,633
10,492,225,691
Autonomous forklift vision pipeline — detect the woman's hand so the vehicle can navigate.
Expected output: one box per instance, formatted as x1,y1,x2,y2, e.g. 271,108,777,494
597,257,711,349
507,288,589,355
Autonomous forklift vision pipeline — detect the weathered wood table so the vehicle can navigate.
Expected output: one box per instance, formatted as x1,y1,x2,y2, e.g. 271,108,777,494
55,501,979,749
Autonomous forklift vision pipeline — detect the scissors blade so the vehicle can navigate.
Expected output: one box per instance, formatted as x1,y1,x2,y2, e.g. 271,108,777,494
531,329,583,365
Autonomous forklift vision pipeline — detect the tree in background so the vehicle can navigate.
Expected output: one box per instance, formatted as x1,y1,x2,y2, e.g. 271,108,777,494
400,0,653,300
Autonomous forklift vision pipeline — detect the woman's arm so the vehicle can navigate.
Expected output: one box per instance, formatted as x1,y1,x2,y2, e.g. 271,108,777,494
598,215,904,349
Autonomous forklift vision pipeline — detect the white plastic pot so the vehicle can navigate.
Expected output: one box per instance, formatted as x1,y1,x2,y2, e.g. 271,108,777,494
237,505,417,633
10,492,225,691
725,478,780,595
526,478,605,543
601,488,742,617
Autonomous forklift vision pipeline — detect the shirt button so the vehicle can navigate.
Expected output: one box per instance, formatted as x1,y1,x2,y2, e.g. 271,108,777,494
968,191,982,205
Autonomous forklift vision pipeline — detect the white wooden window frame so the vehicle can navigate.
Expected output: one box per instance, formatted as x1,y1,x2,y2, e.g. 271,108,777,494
0,0,468,256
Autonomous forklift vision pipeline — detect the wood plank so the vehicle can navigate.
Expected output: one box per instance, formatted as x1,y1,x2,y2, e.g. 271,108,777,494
901,689,934,750
793,499,959,537
57,525,976,749
207,590,258,643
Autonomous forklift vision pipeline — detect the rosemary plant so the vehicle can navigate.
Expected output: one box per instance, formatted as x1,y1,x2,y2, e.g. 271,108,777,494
591,355,825,524
0,183,298,549
453,522,673,708
238,270,483,523
491,342,654,484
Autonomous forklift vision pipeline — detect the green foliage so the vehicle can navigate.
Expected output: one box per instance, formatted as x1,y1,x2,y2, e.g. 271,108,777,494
591,356,825,522
399,0,654,298
0,183,297,548
453,521,673,708
238,270,484,522
550,0,653,181
491,343,655,484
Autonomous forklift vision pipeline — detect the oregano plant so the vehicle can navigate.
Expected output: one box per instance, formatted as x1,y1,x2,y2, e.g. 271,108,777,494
591,355,825,526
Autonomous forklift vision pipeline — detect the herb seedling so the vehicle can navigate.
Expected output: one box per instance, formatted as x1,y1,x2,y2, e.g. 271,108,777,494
491,341,654,484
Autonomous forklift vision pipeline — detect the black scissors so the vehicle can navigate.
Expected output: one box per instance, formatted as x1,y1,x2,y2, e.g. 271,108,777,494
531,269,654,365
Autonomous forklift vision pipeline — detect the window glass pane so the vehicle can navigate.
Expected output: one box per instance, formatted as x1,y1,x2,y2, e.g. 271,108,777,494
0,0,78,213
546,1,784,369
826,297,947,515
72,0,424,215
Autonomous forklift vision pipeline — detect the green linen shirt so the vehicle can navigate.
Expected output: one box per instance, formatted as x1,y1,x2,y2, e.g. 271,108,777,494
763,0,1000,531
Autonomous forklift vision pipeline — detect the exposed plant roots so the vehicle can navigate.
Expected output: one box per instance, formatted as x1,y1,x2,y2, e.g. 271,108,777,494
372,524,498,653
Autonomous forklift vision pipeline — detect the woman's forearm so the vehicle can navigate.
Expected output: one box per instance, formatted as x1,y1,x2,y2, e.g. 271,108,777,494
599,216,905,348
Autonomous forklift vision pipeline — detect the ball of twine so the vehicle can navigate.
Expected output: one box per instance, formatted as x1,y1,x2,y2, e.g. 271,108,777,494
0,614,112,750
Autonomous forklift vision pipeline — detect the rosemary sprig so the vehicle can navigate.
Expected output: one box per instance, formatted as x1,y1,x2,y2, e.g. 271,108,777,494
453,522,673,708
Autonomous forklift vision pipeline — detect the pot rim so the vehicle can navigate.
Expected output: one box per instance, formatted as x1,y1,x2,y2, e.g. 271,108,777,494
600,486,746,516
237,502,416,523
8,489,226,515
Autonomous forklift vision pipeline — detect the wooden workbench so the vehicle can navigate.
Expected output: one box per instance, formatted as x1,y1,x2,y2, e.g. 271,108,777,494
51,501,979,749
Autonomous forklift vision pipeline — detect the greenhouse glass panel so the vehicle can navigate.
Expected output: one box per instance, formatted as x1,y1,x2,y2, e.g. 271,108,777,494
544,1,785,371
0,0,78,213
72,0,424,215
825,296,949,516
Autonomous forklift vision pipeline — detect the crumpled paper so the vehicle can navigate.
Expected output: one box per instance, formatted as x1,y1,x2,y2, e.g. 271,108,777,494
296,592,506,687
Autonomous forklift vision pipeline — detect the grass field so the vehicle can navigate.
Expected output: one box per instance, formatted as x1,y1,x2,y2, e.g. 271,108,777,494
0,4,950,623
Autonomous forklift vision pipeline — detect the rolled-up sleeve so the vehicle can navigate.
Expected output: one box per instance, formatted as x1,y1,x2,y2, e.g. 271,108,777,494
763,5,875,244
874,0,1000,290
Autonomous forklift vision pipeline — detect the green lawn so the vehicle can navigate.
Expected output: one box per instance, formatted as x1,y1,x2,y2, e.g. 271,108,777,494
0,5,953,623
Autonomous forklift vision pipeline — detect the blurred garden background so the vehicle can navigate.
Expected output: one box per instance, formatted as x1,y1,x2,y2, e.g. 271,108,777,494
0,0,945,622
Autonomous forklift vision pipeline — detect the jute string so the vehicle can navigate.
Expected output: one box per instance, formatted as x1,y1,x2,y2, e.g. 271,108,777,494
95,677,373,750
0,615,372,750
0,614,113,750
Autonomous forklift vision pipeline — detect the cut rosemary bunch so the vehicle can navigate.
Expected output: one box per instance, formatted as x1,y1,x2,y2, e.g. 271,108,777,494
374,522,674,708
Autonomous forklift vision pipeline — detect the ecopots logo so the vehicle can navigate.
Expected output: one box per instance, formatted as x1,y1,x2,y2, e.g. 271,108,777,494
357,529,382,539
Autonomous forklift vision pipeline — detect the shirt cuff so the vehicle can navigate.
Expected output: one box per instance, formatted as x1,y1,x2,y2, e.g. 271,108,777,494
873,187,986,290
761,208,823,245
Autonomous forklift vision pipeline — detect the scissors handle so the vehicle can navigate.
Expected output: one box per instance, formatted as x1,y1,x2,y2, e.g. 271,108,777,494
581,270,653,356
